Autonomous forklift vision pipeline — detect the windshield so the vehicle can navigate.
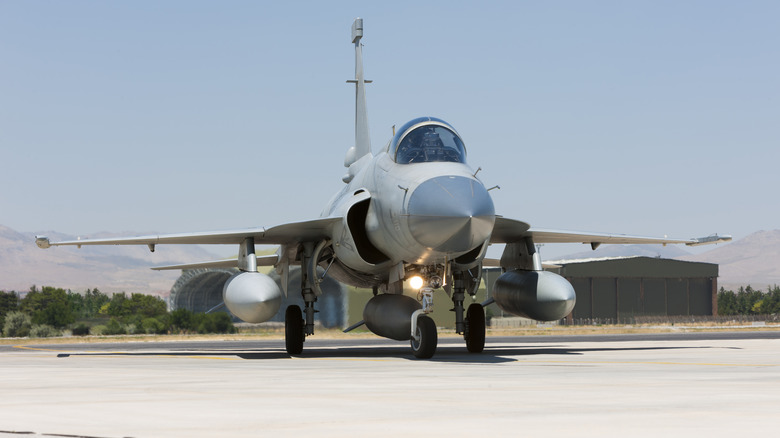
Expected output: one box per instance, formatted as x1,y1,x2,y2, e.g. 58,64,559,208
393,124,466,164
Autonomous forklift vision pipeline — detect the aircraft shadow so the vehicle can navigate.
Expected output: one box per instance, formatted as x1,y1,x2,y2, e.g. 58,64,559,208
54,344,711,364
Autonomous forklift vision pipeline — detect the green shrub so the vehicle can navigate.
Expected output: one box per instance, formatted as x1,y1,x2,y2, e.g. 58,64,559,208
21,286,75,328
195,313,216,334
71,323,90,336
209,312,236,334
170,308,195,333
91,325,107,335
3,311,32,337
124,314,144,328
190,312,235,334
102,318,126,335
141,317,167,334
30,324,61,338
1,290,19,329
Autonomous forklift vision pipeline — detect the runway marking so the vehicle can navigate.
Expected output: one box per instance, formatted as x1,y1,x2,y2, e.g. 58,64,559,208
519,359,779,367
13,344,399,362
295,357,397,363
13,345,243,360
177,356,241,361
13,345,109,353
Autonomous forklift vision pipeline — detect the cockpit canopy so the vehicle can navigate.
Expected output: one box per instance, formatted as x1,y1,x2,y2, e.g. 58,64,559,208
389,117,467,164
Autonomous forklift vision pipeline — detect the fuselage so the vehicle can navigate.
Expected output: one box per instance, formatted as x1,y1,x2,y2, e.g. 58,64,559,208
321,117,496,288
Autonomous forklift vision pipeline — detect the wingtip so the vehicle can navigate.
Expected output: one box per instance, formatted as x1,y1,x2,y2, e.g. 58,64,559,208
688,234,733,246
35,236,51,249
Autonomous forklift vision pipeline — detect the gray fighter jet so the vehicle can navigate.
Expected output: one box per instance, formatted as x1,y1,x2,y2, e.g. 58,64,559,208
36,19,730,358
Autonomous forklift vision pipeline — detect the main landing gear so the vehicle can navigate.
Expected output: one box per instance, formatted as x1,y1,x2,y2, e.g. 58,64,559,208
285,305,305,355
464,303,485,353
452,269,486,354
284,241,325,356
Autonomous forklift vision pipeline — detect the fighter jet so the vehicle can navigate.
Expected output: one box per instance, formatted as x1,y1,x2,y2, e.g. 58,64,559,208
36,18,730,358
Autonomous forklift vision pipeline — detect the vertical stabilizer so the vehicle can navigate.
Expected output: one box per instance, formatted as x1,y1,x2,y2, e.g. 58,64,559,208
345,18,372,174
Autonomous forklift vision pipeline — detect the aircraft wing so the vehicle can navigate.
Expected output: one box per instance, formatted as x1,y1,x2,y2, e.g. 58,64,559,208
490,217,731,247
35,217,342,250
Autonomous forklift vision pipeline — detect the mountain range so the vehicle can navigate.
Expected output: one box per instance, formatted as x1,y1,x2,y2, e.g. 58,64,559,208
548,230,780,291
1,225,778,295
0,225,221,296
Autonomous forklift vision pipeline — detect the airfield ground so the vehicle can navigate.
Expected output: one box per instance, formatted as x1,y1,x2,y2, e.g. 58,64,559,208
1,329,779,437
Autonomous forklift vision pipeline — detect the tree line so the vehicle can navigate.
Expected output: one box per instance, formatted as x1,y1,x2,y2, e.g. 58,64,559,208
717,285,780,316
1,286,235,338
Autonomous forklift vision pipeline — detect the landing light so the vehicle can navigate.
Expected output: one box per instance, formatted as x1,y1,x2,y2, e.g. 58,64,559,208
409,276,424,290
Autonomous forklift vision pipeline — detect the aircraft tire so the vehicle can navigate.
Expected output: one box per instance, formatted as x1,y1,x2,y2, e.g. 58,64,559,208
410,315,437,359
465,303,485,353
285,305,304,355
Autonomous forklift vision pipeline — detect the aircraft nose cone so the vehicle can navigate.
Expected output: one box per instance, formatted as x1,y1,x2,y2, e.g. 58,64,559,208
407,176,495,253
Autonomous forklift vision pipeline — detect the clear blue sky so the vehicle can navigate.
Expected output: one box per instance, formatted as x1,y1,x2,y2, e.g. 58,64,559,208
2,1,778,259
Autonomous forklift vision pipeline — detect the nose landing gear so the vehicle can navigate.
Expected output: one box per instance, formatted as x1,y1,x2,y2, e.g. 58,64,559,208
410,286,437,359
407,264,487,358
410,314,437,359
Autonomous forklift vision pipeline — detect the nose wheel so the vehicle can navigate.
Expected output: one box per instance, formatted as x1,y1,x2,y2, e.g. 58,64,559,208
410,314,437,359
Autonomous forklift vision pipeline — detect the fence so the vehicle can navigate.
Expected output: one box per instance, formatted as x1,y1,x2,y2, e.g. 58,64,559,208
564,314,780,326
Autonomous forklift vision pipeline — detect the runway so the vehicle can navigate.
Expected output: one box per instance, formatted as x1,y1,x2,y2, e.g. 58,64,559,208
2,332,779,437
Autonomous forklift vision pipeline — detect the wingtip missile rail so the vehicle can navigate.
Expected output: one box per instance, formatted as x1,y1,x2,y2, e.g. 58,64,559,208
687,234,732,246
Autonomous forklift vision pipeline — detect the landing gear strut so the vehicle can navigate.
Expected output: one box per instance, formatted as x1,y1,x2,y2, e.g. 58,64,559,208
284,241,326,356
453,268,485,353
410,286,437,358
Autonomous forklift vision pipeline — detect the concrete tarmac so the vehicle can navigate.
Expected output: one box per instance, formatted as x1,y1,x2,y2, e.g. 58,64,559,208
1,332,779,437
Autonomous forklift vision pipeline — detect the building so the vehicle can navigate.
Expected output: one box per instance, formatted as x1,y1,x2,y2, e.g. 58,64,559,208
484,256,719,325
169,267,347,328
547,256,719,323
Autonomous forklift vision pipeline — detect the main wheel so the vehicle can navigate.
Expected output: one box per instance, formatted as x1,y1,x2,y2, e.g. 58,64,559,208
285,305,304,355
410,315,437,359
465,303,485,353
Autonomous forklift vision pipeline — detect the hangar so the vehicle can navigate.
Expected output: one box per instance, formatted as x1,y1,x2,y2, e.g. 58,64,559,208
547,256,719,323
169,267,347,328
484,256,719,325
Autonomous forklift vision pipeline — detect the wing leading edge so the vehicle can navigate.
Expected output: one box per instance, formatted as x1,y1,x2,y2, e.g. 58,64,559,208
490,217,731,248
35,217,342,250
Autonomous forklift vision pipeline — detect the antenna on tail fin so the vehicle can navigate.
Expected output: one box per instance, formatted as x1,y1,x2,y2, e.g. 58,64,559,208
343,18,372,181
